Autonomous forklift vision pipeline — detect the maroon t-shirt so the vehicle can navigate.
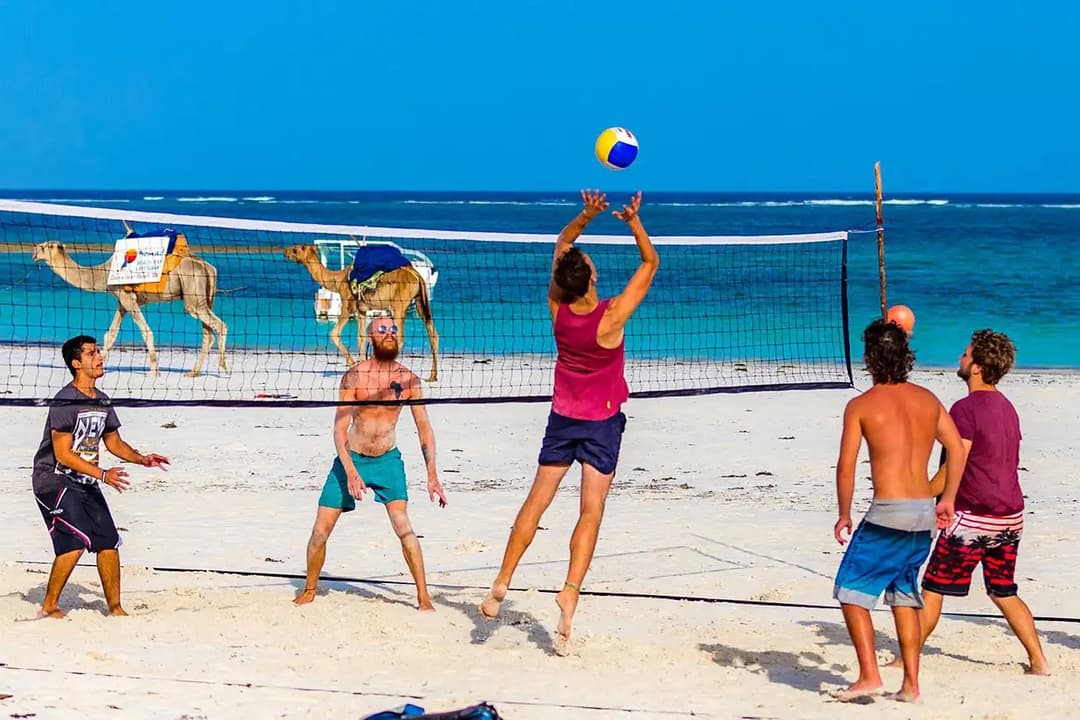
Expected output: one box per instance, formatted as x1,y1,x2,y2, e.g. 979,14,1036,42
951,390,1025,515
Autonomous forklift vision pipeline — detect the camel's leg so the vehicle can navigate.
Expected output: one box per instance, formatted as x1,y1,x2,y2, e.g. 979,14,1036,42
359,310,378,360
328,313,354,366
215,311,228,372
397,299,438,383
420,306,439,384
101,307,127,365
340,296,361,362
358,313,374,360
355,313,364,359
402,272,438,382
391,302,410,365
187,322,212,378
193,306,228,373
123,297,159,376
349,297,371,361
393,303,408,348
182,298,214,378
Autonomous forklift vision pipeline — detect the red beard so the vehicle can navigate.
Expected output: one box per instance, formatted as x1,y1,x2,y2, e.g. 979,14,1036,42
373,340,399,361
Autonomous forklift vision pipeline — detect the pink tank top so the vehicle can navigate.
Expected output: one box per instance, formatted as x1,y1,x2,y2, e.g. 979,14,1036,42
551,299,629,420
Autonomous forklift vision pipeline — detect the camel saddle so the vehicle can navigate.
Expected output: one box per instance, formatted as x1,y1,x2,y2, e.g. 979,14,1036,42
122,228,191,294
348,245,410,298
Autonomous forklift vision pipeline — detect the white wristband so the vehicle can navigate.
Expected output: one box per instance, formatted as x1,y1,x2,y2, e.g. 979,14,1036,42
100,469,107,482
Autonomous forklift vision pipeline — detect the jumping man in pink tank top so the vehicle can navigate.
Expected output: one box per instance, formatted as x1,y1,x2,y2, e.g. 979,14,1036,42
480,190,659,649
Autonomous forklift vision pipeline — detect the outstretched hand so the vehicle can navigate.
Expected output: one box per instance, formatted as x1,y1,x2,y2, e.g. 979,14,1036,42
103,466,130,493
580,189,609,219
141,453,170,470
613,192,643,222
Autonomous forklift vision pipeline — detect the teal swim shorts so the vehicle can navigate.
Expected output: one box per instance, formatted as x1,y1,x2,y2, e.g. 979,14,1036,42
318,447,408,510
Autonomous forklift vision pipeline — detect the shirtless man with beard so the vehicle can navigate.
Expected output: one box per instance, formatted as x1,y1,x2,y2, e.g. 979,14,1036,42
293,314,447,610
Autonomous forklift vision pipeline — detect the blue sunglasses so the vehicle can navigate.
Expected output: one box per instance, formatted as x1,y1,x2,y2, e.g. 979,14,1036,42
374,324,399,335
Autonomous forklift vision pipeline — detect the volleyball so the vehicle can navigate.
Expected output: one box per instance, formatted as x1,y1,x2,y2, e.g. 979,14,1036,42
595,127,639,170
887,305,916,335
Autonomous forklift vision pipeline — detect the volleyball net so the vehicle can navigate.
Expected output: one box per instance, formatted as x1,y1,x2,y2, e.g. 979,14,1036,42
0,199,853,406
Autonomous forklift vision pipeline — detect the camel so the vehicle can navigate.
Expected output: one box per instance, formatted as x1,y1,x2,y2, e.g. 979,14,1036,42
283,244,439,382
32,240,228,377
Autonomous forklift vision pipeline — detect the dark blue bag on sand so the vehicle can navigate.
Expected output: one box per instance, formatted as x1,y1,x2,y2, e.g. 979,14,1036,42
364,703,425,720
364,702,502,720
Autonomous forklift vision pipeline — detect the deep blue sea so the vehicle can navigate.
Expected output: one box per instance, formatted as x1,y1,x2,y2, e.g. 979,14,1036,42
1,190,1077,370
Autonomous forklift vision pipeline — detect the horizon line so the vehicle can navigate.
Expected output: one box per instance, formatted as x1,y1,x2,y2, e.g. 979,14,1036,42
2,188,1079,197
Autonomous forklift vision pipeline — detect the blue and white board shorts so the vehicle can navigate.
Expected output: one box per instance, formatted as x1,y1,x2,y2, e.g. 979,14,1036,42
833,499,935,609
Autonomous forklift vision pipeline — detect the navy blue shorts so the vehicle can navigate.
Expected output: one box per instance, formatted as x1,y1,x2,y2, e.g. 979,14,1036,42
537,411,627,475
35,481,121,556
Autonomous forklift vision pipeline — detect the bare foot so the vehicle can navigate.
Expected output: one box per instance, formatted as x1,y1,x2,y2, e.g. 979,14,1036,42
555,584,579,643
479,583,507,620
36,607,66,620
830,682,884,702
882,657,902,669
418,597,435,612
554,635,574,657
888,690,921,703
293,587,317,605
1025,660,1052,676
109,606,129,617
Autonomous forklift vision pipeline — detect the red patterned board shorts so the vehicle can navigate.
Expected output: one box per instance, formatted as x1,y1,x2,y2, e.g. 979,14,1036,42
922,510,1024,598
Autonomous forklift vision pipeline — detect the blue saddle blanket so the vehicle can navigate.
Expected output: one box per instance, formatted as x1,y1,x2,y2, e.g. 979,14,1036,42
349,245,411,288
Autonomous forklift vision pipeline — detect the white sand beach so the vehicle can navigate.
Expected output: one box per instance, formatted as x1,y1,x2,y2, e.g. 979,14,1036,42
1,361,1078,719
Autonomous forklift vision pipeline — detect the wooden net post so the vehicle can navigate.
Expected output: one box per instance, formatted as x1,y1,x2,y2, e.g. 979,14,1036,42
875,162,887,319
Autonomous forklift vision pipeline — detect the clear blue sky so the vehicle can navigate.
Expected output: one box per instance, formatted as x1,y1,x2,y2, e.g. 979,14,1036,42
1,1,1077,192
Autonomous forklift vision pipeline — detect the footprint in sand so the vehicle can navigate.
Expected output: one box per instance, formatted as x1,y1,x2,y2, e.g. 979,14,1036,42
453,540,489,552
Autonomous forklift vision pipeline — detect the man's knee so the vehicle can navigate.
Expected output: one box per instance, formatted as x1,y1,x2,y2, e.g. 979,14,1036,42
989,590,1020,605
309,509,342,546
309,526,333,548
54,548,85,564
579,497,607,523
388,510,415,540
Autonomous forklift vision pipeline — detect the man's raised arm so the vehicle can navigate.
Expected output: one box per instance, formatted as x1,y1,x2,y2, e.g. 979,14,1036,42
548,190,608,304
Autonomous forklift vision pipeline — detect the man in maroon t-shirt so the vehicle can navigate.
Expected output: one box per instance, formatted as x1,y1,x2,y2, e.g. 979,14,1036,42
915,330,1050,675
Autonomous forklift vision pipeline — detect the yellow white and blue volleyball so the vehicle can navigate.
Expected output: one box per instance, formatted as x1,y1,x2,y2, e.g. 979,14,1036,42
594,127,639,170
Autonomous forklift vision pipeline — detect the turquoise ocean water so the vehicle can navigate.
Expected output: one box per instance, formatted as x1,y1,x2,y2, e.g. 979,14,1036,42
0,190,1077,371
